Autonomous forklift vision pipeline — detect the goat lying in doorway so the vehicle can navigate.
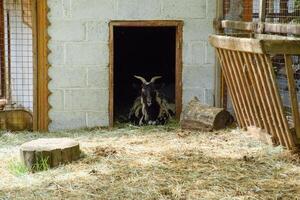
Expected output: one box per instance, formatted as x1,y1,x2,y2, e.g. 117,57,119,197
129,75,174,125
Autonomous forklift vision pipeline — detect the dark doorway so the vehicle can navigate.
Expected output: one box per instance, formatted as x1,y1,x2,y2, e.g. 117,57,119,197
113,26,176,123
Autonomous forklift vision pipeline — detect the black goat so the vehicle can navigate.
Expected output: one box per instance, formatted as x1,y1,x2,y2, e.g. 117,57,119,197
129,75,173,125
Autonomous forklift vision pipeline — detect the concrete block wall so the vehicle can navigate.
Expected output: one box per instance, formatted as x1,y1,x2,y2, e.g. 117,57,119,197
48,0,216,131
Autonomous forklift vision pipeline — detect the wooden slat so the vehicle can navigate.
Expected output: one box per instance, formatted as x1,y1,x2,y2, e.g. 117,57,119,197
220,72,227,109
220,19,300,35
255,54,289,148
216,49,244,127
284,54,300,142
209,35,264,54
209,35,300,55
221,20,254,31
227,50,252,126
234,51,262,127
242,52,267,130
219,49,247,128
262,55,296,149
245,53,276,141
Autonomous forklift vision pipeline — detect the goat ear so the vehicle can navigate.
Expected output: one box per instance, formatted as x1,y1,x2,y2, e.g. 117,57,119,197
150,76,162,83
134,75,147,84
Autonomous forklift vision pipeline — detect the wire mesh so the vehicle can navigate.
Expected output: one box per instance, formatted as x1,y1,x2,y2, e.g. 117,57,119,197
272,55,300,127
0,0,34,131
265,0,300,23
223,0,260,21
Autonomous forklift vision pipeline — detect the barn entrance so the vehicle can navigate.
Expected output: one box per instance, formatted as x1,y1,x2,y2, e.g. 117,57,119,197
109,21,183,126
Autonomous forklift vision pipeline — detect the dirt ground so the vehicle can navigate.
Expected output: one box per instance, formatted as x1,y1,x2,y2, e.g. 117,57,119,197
0,124,300,200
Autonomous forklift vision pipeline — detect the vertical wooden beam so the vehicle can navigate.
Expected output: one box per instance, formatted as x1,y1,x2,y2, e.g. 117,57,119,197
35,0,50,131
215,0,227,108
108,22,114,128
259,0,267,22
0,0,5,98
175,23,183,120
284,54,300,142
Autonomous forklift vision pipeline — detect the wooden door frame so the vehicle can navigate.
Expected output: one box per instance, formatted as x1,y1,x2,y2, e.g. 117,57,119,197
109,20,183,127
0,0,5,98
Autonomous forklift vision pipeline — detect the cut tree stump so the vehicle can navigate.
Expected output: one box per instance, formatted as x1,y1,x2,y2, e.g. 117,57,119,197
20,138,80,170
180,97,233,131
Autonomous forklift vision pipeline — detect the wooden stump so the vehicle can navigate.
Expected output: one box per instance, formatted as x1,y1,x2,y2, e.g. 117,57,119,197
180,98,233,131
20,138,80,170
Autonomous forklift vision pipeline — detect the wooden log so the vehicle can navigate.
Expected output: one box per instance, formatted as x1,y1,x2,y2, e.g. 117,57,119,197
0,109,32,131
20,138,80,170
180,98,233,131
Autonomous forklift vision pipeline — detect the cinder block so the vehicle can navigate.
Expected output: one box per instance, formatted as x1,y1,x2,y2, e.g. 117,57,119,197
162,0,206,19
49,111,87,131
191,41,206,65
87,67,108,88
183,65,214,89
49,89,65,111
205,42,215,64
206,0,217,19
48,0,72,19
49,67,87,88
48,42,65,65
182,88,204,107
184,42,207,65
65,42,108,65
71,0,115,19
184,19,213,41
49,20,85,41
48,0,64,19
116,0,161,19
86,21,109,42
64,89,108,112
87,112,109,127
204,88,215,106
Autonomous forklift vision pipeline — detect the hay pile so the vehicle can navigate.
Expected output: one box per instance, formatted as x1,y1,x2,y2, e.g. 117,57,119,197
0,125,300,199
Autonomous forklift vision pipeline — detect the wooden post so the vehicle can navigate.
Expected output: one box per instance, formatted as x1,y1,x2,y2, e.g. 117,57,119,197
0,0,5,98
35,0,50,131
284,54,300,143
259,0,266,22
215,0,226,108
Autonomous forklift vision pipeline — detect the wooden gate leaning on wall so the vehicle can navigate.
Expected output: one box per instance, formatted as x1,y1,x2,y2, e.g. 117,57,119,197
213,0,300,151
0,0,49,132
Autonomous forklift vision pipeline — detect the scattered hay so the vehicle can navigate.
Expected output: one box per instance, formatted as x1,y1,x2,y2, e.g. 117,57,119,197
92,146,118,157
0,127,300,199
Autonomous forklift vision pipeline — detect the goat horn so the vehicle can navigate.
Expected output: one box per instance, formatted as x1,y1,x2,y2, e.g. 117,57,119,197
134,75,148,84
150,76,162,83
